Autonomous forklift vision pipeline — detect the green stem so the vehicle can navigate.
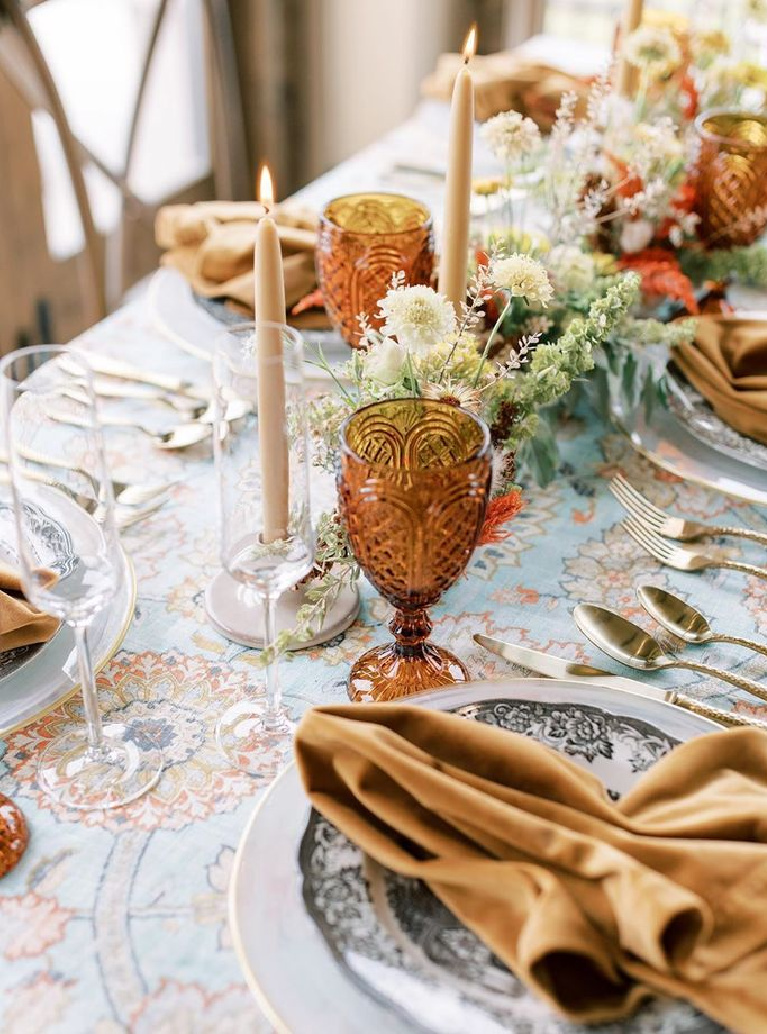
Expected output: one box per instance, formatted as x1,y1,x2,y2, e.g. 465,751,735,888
308,345,356,405
633,66,650,123
406,349,420,396
473,298,512,387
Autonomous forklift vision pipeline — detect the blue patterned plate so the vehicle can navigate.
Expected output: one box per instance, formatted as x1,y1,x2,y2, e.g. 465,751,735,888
230,679,722,1034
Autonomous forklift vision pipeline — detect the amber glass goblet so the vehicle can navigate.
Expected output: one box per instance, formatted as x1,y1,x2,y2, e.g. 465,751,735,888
338,399,492,702
316,192,434,348
694,110,767,247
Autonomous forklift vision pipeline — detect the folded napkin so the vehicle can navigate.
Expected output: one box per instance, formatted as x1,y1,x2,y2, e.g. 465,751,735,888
421,51,591,128
156,199,319,315
296,704,767,1032
0,562,59,652
673,317,767,445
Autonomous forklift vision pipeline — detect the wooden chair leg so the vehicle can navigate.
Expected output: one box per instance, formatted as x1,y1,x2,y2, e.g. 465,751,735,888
1,1,105,323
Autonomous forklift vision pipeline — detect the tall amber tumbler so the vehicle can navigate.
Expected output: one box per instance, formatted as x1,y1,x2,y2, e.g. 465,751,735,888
316,193,434,348
338,399,492,702
694,110,767,247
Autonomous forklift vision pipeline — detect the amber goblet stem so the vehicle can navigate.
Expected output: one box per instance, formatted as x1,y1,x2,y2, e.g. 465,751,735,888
390,608,432,655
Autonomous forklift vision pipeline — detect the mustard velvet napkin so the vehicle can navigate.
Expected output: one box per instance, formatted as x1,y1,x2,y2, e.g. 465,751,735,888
0,562,59,652
420,51,590,128
155,199,319,314
672,317,767,445
295,704,767,1032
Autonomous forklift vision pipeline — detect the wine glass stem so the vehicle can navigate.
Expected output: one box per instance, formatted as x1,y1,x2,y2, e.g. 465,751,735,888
74,623,104,751
262,593,282,730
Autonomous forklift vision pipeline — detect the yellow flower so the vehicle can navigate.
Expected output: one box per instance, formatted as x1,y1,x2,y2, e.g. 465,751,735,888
472,176,505,196
593,253,618,276
641,10,688,33
691,28,730,66
417,338,484,383
730,61,767,89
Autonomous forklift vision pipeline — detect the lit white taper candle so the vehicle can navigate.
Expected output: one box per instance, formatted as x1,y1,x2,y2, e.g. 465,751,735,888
255,164,289,542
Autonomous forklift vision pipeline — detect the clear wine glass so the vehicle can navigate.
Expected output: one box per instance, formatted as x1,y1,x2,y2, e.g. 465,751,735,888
1,346,163,809
213,323,314,773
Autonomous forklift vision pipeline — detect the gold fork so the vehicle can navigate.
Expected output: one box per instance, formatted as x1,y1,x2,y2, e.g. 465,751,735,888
610,473,767,545
622,515,767,581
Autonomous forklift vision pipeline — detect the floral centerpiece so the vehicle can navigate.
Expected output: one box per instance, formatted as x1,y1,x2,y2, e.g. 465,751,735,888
260,255,638,659
469,23,767,432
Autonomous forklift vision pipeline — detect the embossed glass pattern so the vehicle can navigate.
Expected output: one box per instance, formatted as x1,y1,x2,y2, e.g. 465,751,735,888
316,192,434,347
694,110,767,247
338,399,491,701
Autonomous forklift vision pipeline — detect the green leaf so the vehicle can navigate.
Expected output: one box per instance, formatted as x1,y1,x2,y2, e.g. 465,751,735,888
589,365,611,421
621,350,637,414
518,420,559,488
640,367,658,422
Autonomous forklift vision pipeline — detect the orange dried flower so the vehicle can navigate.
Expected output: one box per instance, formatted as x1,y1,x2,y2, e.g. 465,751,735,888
291,287,324,316
617,248,698,315
478,490,524,545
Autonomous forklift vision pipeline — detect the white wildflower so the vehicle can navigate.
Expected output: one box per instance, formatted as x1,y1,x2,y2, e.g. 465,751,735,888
421,381,482,412
634,120,684,167
364,337,407,385
623,26,682,78
481,110,541,163
490,253,554,307
377,284,457,355
620,219,654,254
546,245,596,294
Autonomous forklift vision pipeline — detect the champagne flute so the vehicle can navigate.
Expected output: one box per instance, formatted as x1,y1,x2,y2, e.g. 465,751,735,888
213,323,314,773
1,346,163,809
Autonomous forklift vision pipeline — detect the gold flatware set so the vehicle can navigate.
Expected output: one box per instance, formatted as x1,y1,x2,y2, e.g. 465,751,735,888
475,473,767,731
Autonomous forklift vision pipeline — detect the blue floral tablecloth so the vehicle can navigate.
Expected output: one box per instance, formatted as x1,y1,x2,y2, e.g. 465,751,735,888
1,281,767,1034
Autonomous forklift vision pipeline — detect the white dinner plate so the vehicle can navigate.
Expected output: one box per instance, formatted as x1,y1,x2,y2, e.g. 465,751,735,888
147,268,351,375
617,395,767,508
230,678,722,1034
0,495,136,736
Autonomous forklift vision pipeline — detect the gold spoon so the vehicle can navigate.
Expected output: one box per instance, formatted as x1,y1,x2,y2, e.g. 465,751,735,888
638,585,767,659
573,603,767,703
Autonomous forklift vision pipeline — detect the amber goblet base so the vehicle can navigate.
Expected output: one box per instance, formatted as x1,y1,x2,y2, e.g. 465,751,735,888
347,608,469,702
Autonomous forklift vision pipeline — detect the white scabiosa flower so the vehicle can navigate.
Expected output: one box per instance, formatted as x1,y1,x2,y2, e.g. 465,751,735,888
623,26,682,78
377,284,457,355
546,245,595,294
481,110,541,163
364,337,407,385
490,253,554,307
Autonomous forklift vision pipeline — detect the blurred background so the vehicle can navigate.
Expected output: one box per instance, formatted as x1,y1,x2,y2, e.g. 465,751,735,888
0,0,743,347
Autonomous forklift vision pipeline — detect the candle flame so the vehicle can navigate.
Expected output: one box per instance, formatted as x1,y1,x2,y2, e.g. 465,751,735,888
257,163,275,208
462,23,477,62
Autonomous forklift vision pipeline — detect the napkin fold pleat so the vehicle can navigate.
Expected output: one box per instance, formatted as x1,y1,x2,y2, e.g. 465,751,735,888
672,317,767,445
295,704,767,1032
155,199,320,315
0,561,59,651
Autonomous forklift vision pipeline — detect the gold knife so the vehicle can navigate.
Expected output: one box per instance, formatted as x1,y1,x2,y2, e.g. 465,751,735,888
474,634,764,729
60,354,209,401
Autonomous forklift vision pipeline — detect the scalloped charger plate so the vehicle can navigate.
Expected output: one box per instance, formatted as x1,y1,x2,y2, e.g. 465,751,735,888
230,678,723,1034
